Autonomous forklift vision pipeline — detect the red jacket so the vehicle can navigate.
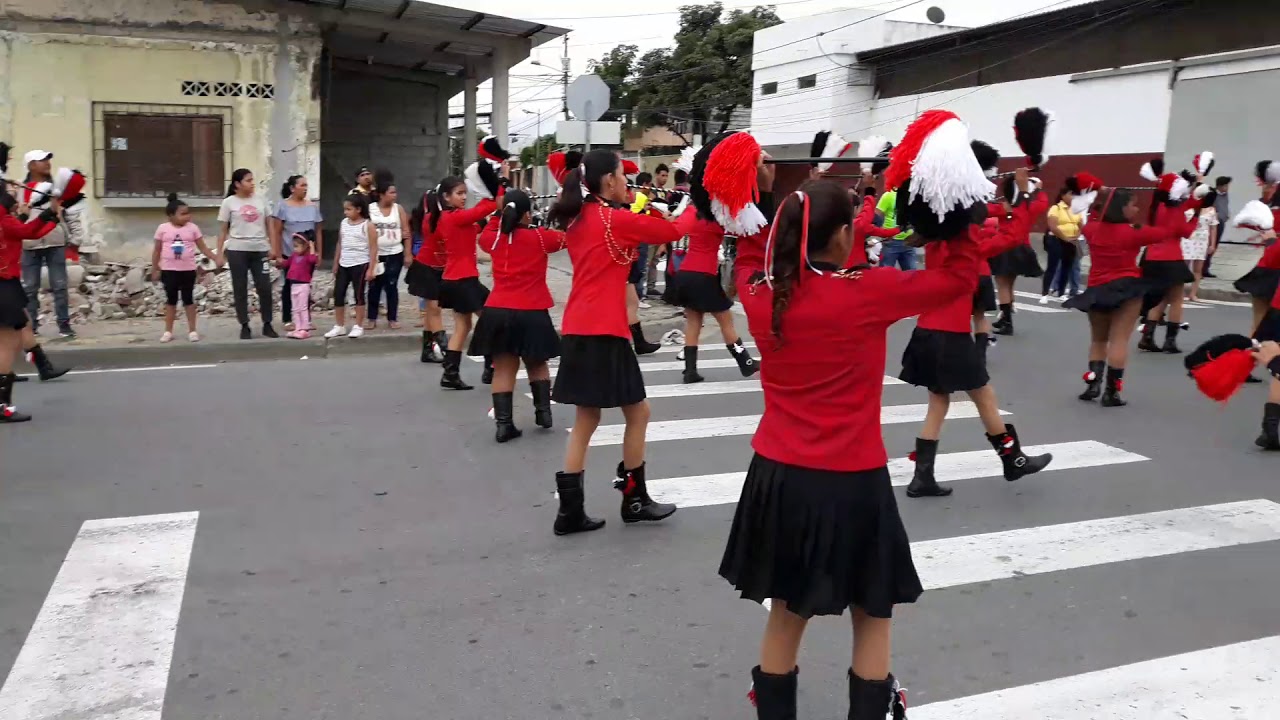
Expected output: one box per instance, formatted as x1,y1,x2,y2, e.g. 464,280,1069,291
440,199,498,281
916,202,1034,333
1144,200,1201,262
851,194,900,267
739,236,980,472
477,224,566,310
1257,208,1280,271
416,222,445,268
674,214,724,276
0,206,56,280
561,199,682,339
1082,214,1194,287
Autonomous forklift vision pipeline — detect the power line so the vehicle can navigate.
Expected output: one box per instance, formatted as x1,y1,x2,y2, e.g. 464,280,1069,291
525,0,900,22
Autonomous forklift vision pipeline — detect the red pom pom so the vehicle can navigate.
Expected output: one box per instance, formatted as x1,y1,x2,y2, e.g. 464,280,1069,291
1083,371,1097,383
884,110,957,191
907,451,918,462
622,159,639,176
547,152,567,185
704,133,761,218
747,687,757,707
1190,348,1256,402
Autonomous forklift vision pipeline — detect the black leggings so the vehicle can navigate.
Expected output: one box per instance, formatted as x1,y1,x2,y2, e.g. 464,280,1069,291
161,270,196,307
334,263,369,307
225,249,273,325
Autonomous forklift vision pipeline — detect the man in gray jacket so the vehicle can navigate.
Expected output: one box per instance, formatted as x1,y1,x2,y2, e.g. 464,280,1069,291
19,150,74,337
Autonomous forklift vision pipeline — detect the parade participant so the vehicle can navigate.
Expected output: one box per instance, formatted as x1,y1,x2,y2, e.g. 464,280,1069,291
1066,187,1198,406
216,168,279,340
323,194,378,340
1233,164,1280,346
901,170,1053,499
366,171,412,329
545,149,682,536
1184,332,1280,449
851,186,902,268
437,146,507,390
0,189,59,423
406,188,446,363
1137,159,1210,354
270,174,323,329
722,109,999,720
673,133,760,383
469,190,566,443
990,110,1055,336
280,233,318,339
151,194,216,343
623,165,662,354
1257,290,1280,449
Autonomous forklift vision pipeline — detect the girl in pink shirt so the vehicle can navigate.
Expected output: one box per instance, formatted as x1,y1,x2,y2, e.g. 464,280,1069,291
151,194,216,342
280,233,318,338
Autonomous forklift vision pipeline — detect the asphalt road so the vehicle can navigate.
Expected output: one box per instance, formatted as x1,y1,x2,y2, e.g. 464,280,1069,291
2,294,1278,719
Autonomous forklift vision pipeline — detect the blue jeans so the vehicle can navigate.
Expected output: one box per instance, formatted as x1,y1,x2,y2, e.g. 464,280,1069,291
879,240,916,270
368,252,405,322
21,246,70,328
631,244,649,298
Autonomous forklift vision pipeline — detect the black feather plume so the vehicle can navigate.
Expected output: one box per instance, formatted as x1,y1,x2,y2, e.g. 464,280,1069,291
871,143,893,176
970,140,1000,176
1013,107,1051,169
810,131,830,169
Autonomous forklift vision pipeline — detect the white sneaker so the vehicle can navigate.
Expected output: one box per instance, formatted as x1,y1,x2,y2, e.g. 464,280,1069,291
1038,295,1051,305
348,324,365,339
638,300,652,310
324,325,347,339
188,332,200,343
159,331,174,343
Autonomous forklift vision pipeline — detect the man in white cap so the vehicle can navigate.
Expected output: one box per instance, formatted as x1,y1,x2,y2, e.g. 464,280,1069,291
19,149,73,338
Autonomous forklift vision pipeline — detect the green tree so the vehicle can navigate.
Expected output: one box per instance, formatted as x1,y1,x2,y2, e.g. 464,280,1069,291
519,133,558,167
450,126,488,175
586,45,639,123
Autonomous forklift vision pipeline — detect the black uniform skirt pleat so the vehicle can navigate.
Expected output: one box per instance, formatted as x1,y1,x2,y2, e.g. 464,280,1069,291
467,307,561,363
973,274,997,312
1255,308,1280,343
718,454,923,620
672,269,733,313
1063,276,1156,313
551,335,646,408
899,327,989,394
438,276,489,313
987,244,1043,278
1234,266,1280,301
405,263,443,300
0,278,30,330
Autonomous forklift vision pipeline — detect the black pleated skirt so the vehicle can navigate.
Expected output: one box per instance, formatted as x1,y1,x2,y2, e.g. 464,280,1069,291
987,245,1043,278
1063,276,1156,313
899,327,989,394
551,334,646,408
1140,258,1195,288
0,278,29,330
973,274,997,313
718,454,923,619
672,270,733,313
468,307,561,363
438,276,490,314
405,263,443,300
1234,266,1280,301
1255,308,1280,343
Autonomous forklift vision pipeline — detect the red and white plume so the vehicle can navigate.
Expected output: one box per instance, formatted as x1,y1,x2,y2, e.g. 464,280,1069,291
860,135,893,175
22,181,54,208
1066,172,1104,216
1255,160,1280,186
1159,172,1191,203
1139,158,1164,183
1194,151,1215,176
811,130,854,173
621,158,640,177
672,145,698,174
478,137,510,163
546,150,583,188
1013,107,1053,168
1233,199,1275,232
53,168,86,200
884,110,995,220
703,132,767,236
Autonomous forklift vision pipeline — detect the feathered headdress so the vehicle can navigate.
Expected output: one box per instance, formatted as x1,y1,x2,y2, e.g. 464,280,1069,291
478,137,510,163
702,132,767,235
862,135,894,176
884,110,995,229
546,150,582,188
1233,199,1275,231
1139,158,1164,182
970,140,1000,179
53,168,87,209
464,159,502,200
1194,151,1215,176
672,146,698,174
810,130,854,173
1158,172,1192,203
1065,172,1104,216
1255,160,1280,186
1185,334,1260,403
1013,107,1053,169
622,158,640,177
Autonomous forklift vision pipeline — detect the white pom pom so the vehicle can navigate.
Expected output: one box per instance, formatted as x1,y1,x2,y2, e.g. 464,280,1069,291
907,118,996,220
673,146,699,173
1139,163,1159,183
1193,183,1210,201
1070,190,1097,216
1169,175,1191,202
1233,200,1275,231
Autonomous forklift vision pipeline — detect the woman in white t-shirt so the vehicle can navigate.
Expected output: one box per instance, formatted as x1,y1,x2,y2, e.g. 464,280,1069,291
367,171,412,329
1183,205,1218,302
324,194,378,339
216,168,280,340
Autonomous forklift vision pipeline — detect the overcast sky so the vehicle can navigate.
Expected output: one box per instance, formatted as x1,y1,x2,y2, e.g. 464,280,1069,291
446,0,1095,143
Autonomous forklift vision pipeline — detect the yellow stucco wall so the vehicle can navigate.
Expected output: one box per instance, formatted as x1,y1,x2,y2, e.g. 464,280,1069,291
0,9,322,259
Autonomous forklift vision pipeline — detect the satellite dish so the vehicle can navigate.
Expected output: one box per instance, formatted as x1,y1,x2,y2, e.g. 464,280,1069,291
926,6,946,23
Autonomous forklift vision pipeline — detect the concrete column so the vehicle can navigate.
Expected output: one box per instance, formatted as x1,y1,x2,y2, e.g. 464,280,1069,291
490,45,512,152
436,89,451,182
463,62,478,168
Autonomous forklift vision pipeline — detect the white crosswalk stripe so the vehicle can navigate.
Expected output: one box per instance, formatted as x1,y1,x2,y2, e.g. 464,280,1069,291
529,375,902,401
1012,301,1071,314
518,357,746,380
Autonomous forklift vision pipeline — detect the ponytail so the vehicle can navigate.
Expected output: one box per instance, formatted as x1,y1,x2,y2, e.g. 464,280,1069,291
548,168,585,228
227,168,252,197
764,181,853,344
428,177,464,232
280,174,304,199
499,188,532,237
165,192,187,216
410,191,428,234
548,150,620,228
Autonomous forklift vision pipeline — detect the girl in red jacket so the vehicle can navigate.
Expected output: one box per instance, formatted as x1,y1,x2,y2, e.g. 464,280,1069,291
470,189,566,443
0,191,59,423
1136,163,1205,354
406,188,446,363
545,150,683,537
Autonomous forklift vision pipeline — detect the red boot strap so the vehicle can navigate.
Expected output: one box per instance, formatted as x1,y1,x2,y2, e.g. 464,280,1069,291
907,451,917,462
1115,379,1125,392
2,405,14,417
1083,371,1097,382
747,686,756,707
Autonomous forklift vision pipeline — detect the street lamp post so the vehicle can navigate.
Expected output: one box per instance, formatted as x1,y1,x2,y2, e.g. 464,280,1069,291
521,108,542,163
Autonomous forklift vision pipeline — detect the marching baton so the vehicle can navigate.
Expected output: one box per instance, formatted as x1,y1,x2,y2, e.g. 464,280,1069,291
763,156,882,165
1,178,55,199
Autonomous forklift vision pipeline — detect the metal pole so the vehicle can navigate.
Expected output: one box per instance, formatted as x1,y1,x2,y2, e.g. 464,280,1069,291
562,36,570,121
584,101,593,152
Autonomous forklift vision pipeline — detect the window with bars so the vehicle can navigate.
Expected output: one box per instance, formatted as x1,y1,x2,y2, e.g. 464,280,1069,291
797,74,817,89
92,103,233,198
761,81,778,95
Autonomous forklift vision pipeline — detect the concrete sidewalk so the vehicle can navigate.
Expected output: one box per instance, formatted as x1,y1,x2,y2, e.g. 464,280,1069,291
19,254,688,371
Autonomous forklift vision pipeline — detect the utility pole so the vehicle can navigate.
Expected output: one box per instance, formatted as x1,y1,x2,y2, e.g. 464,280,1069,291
562,34,571,120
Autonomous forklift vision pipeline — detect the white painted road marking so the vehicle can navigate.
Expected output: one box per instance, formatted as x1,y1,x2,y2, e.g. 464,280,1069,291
17,363,218,378
1195,297,1254,307
910,634,1280,719
520,357,747,380
531,375,903,401
645,441,1147,508
476,342,758,365
1012,302,1070,314
585,402,1006,446
0,511,199,720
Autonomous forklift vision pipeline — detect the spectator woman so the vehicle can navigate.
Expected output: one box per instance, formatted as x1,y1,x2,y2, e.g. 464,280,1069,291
367,171,412,329
270,174,323,329
216,168,280,340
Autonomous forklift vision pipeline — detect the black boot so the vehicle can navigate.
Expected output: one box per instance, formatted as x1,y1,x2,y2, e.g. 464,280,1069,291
553,471,606,536
992,303,1014,335
1257,403,1280,451
0,373,32,424
481,355,494,385
27,345,70,382
1246,372,1264,384
615,462,677,523
492,392,522,443
420,331,444,363
1100,367,1127,407
683,345,704,384
440,350,473,390
987,423,1052,481
728,338,759,377
631,322,660,355
1162,321,1183,354
530,379,554,429
1079,360,1105,401
749,666,797,720
848,670,907,720
906,437,951,498
1137,320,1159,352
974,332,990,367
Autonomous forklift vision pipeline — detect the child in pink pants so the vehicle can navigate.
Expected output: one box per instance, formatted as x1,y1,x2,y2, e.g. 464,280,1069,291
283,234,318,339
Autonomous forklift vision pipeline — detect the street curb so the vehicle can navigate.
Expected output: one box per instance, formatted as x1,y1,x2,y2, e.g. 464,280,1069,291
1197,287,1252,303
21,315,689,370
